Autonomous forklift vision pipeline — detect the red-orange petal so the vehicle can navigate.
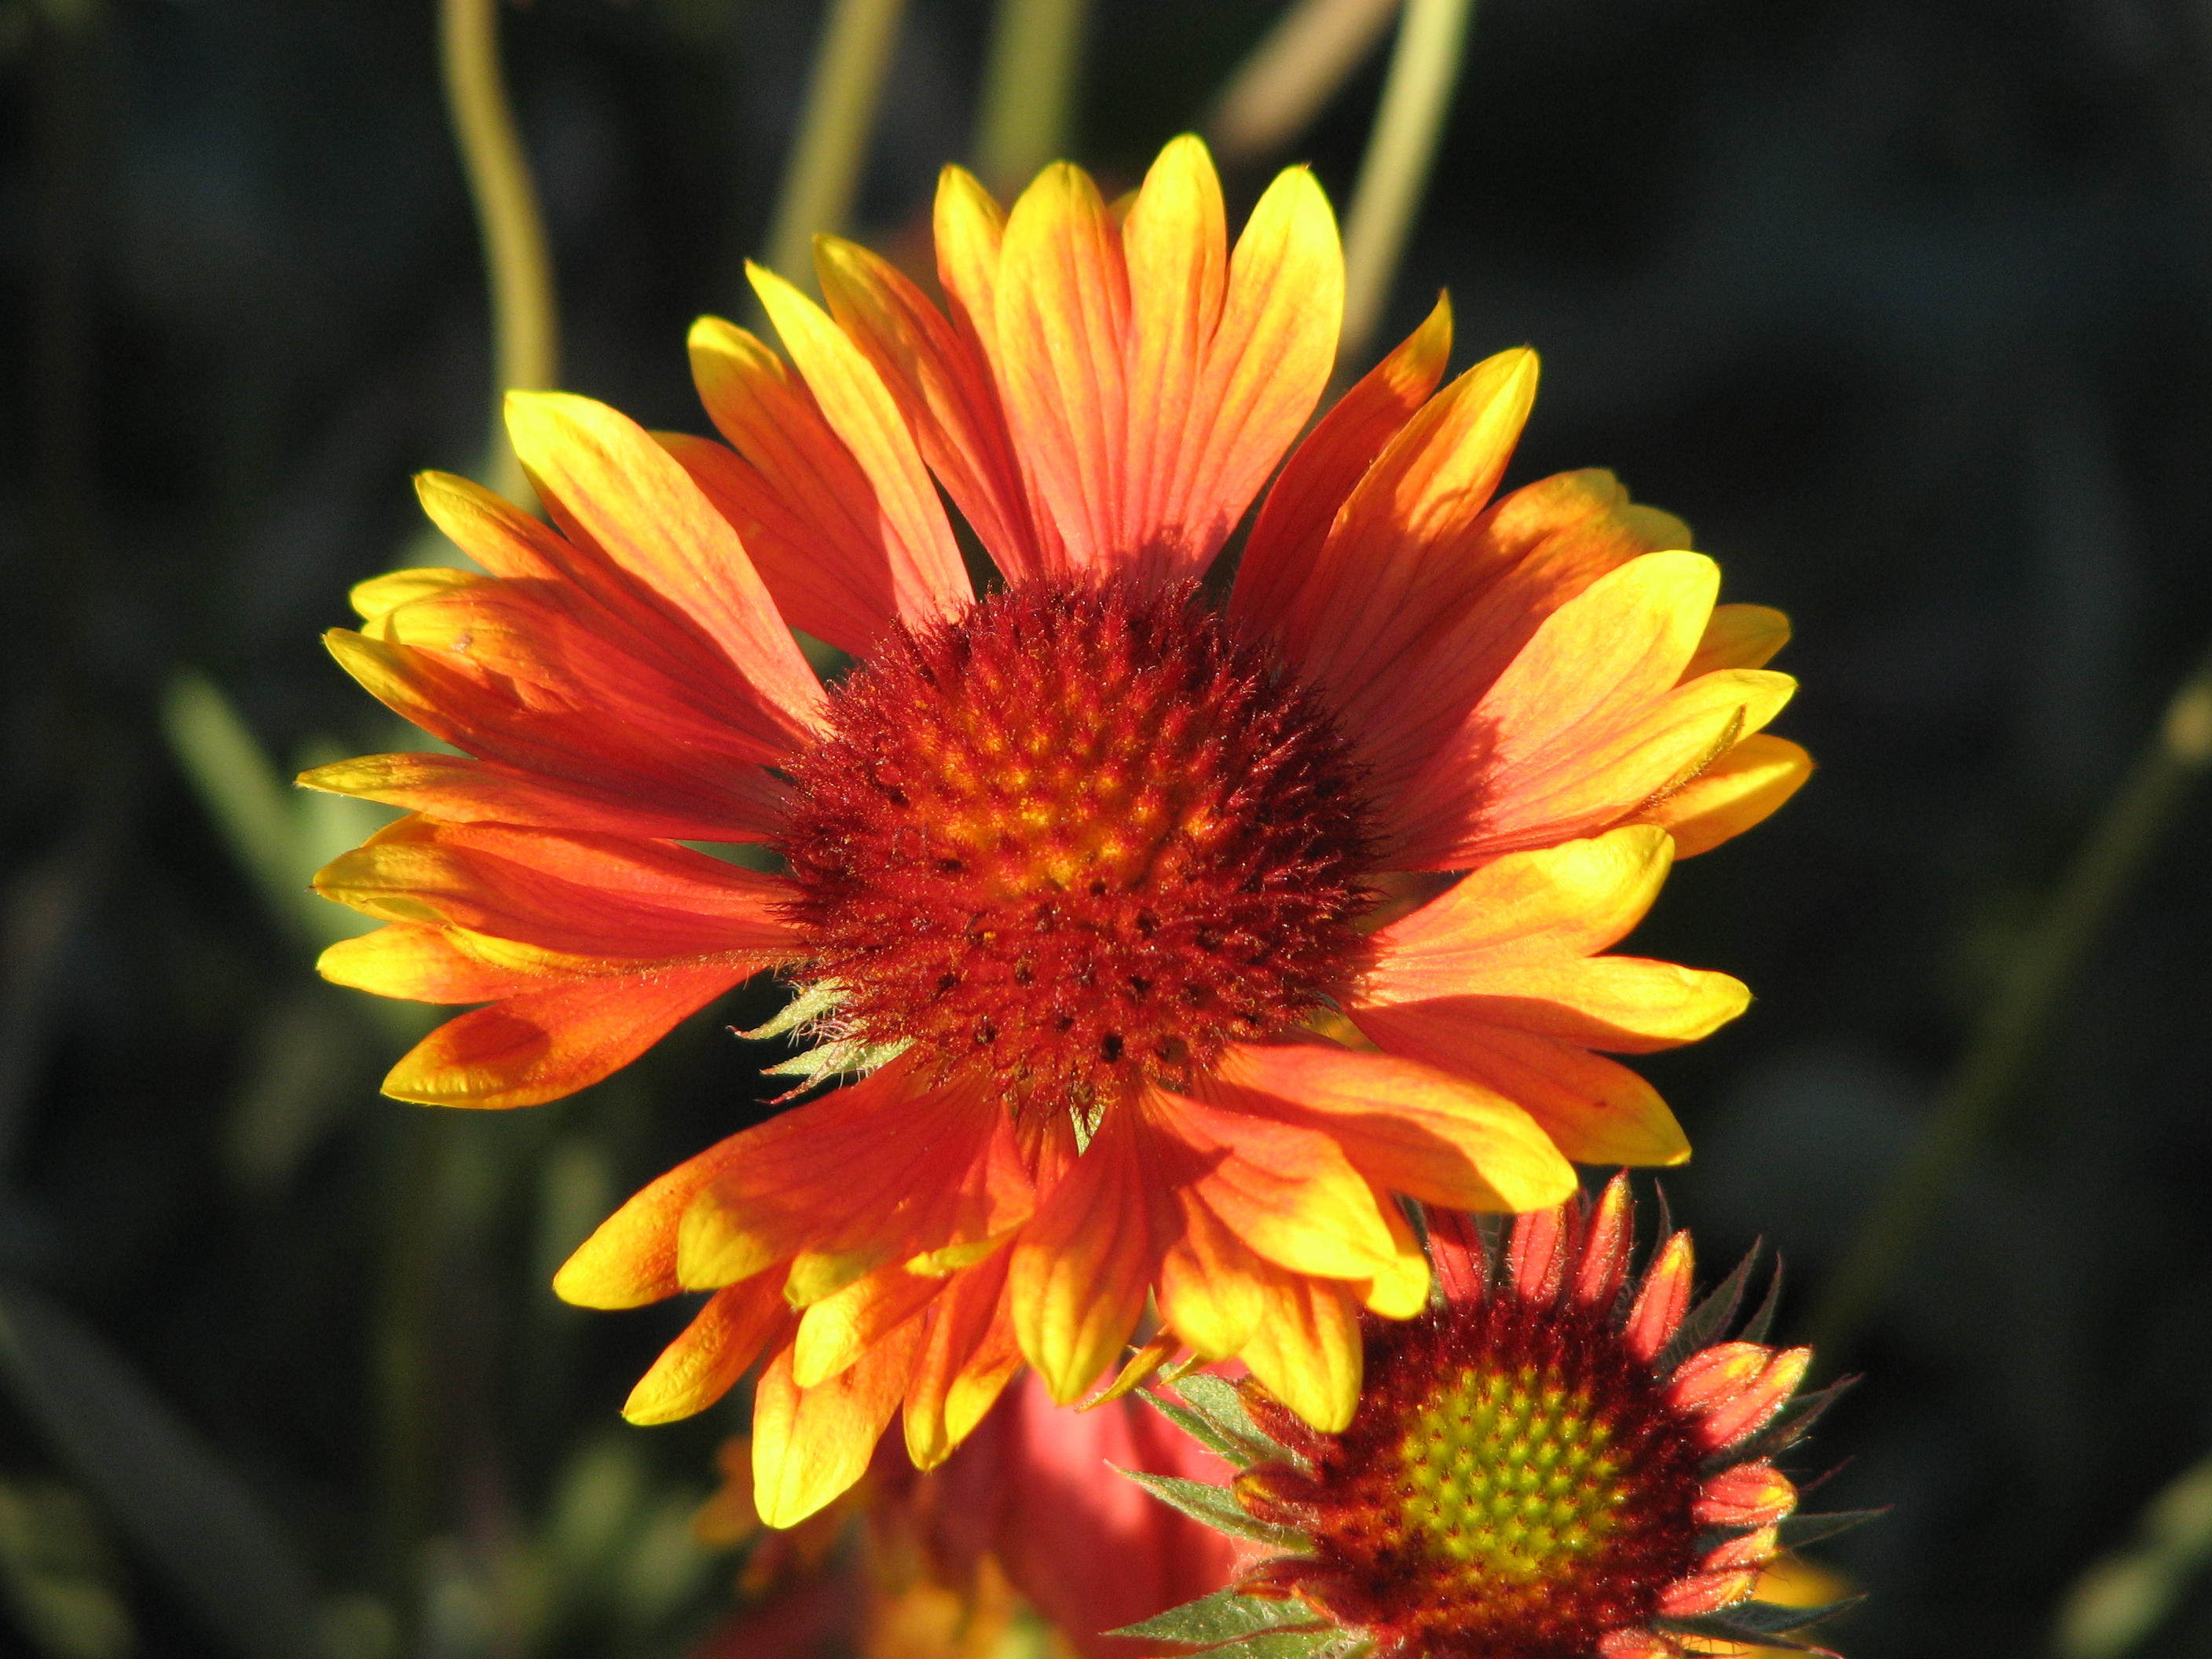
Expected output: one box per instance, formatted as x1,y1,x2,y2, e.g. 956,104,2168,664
1624,1229,1694,1362
992,159,1132,577
1233,293,1452,639
312,816,797,961
297,749,786,844
1694,1464,1799,1529
504,390,825,741
1008,1104,1165,1404
622,1278,793,1425
321,627,787,839
380,963,751,1108
752,1319,925,1528
815,233,1049,583
1350,1005,1692,1167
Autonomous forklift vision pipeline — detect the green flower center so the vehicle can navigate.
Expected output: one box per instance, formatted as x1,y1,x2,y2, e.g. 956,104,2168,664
1397,1360,1629,1580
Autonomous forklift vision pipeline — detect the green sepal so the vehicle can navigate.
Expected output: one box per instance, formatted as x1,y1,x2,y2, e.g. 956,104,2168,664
1110,1585,1331,1646
738,979,842,1042
762,1033,911,1088
1658,1243,1759,1375
1116,1470,1311,1551
1778,1507,1887,1547
1738,1258,1785,1346
1657,1594,1863,1644
1210,1631,1373,1659
1136,1388,1251,1465
1175,1373,1299,1466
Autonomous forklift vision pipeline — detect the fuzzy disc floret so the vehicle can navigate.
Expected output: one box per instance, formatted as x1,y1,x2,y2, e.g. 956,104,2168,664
779,577,1377,1115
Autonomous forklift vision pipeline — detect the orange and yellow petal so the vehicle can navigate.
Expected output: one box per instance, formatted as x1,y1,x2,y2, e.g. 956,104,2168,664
322,562,798,838
1233,292,1453,638
1267,346,1539,709
903,1251,1024,1469
1631,731,1814,858
1361,830,1752,1053
1155,1188,1275,1360
312,817,797,961
675,1064,1026,1303
1007,1106,1164,1404
1390,551,1796,867
504,390,825,739
1207,1041,1578,1213
1121,138,1342,584
1367,827,1680,988
814,232,1049,583
680,317,943,654
411,468,786,703
752,1319,925,1528
972,137,1339,586
1328,467,1691,794
1686,602,1791,676
556,1131,762,1311
792,1262,953,1389
375,966,753,1108
1347,1009,1692,1166
622,1276,793,1425
932,163,1010,370
300,749,784,844
991,158,1131,577
1236,1269,1364,1434
1146,1085,1412,1284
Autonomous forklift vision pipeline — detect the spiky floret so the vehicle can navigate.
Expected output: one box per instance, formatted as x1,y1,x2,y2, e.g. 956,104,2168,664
1118,1176,1866,1659
779,577,1378,1120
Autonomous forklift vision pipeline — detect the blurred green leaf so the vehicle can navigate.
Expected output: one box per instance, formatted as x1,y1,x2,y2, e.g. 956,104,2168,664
2054,1446,2212,1659
221,987,373,1196
0,1477,133,1659
161,672,343,947
0,1285,323,1659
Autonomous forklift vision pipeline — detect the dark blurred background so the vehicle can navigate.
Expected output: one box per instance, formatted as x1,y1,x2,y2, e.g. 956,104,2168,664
4,1,2212,1655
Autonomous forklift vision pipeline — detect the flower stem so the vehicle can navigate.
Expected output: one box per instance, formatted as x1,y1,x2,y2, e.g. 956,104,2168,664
975,0,1091,196
760,0,909,292
1808,632,2212,1362
439,0,558,503
1205,0,1402,169
1338,0,1477,367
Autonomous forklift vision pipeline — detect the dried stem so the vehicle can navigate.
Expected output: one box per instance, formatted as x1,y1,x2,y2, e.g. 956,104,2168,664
1206,0,1401,167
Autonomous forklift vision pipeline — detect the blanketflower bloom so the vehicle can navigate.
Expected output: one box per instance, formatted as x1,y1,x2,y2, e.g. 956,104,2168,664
1117,1175,1860,1659
913,1370,1245,1656
306,135,1809,1525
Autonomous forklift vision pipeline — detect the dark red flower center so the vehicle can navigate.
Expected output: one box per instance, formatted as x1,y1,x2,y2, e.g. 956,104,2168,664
778,577,1376,1119
1240,1298,1706,1658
